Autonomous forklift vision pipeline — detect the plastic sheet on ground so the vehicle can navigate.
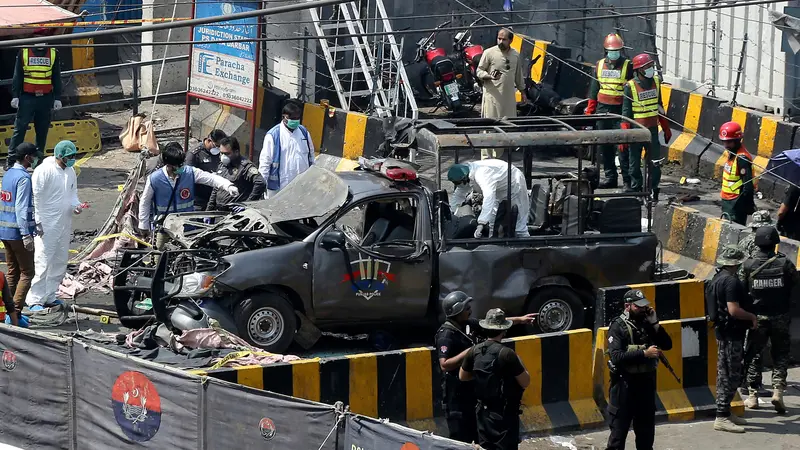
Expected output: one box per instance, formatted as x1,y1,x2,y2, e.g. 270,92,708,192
0,327,72,450
344,415,475,450
72,343,202,449
204,378,340,449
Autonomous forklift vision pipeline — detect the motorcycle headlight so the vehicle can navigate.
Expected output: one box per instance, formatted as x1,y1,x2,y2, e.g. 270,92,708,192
175,272,217,298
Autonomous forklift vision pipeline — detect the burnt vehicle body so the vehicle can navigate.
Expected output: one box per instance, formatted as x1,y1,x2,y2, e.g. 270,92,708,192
113,116,686,353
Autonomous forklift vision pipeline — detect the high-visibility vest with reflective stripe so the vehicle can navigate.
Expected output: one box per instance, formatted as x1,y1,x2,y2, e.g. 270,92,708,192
22,48,56,95
150,168,196,218
721,148,752,200
628,77,661,128
596,59,630,105
0,167,34,241
0,272,7,322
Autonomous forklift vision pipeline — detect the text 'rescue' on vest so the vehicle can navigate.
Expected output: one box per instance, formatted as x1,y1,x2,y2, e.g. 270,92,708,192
721,148,752,200
596,59,630,105
746,254,793,316
149,168,196,220
266,124,313,191
0,167,35,240
628,77,661,128
22,48,56,95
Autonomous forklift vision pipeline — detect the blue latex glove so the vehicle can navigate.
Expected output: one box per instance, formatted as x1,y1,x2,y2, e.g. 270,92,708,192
232,206,246,214
504,0,513,11
5,314,29,328
203,217,214,225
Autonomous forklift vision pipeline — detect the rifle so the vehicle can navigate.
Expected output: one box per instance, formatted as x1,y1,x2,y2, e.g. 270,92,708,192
658,353,681,383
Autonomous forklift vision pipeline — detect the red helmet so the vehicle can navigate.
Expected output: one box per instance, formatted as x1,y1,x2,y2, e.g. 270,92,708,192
603,33,624,51
632,53,654,70
719,121,743,141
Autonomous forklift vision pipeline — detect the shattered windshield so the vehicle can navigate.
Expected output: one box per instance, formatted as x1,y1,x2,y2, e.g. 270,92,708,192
247,166,350,224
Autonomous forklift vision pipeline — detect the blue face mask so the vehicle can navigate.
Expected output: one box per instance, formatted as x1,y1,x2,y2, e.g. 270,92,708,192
174,165,185,175
607,50,621,61
64,157,76,168
285,119,301,130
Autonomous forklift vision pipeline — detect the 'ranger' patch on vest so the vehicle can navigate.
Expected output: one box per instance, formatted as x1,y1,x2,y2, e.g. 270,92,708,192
637,89,658,100
601,69,622,78
28,57,51,66
753,278,784,289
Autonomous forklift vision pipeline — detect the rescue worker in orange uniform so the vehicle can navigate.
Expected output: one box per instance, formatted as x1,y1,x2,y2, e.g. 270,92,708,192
621,53,672,202
719,121,755,225
7,28,62,169
585,33,633,189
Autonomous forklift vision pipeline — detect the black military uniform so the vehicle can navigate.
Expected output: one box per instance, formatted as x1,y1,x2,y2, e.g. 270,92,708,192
185,143,221,210
461,309,527,450
435,317,479,443
207,158,266,211
606,289,672,450
739,227,799,413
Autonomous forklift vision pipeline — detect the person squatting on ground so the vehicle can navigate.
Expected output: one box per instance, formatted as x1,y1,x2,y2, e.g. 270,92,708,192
605,289,672,450
0,143,41,315
739,226,798,414
435,292,535,444
447,160,530,238
137,142,238,233
460,308,531,450
26,141,88,310
585,33,633,189
706,245,758,433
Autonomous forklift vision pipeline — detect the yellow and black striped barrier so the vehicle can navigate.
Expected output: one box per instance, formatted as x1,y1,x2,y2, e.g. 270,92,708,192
593,317,744,421
0,119,101,159
194,329,604,435
595,279,706,329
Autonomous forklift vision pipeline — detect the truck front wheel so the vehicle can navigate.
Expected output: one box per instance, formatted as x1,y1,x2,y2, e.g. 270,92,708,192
234,291,297,353
526,286,585,334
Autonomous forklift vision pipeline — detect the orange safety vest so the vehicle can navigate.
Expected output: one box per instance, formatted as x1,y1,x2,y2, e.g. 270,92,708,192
628,77,661,128
0,272,6,322
22,48,55,95
596,59,630,105
721,148,753,200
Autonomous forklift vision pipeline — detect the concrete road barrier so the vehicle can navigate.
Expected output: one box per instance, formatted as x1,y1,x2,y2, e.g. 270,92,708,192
593,318,744,421
595,279,706,330
199,329,604,436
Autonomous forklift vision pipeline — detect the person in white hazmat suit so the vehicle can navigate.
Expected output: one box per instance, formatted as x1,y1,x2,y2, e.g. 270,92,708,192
447,160,530,238
26,140,88,310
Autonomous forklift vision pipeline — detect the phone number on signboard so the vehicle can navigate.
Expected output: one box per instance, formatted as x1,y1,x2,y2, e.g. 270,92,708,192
191,85,252,106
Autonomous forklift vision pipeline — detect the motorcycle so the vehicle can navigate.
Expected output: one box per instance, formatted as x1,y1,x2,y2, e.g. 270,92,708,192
452,17,485,104
519,55,588,117
414,20,463,113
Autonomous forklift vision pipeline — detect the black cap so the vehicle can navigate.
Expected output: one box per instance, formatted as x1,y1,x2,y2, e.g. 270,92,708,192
15,142,40,158
623,289,651,307
754,226,780,247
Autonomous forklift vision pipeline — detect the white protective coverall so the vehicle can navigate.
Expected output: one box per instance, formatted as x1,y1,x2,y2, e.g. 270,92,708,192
26,156,80,306
449,159,530,237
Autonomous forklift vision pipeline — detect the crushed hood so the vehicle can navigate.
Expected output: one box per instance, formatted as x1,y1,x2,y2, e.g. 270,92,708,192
246,165,350,223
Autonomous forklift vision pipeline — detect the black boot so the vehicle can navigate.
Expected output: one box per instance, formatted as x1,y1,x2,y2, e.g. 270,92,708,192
623,181,631,191
652,188,660,203
598,178,618,189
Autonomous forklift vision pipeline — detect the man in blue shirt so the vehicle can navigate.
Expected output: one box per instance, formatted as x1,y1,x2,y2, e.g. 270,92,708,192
0,143,40,313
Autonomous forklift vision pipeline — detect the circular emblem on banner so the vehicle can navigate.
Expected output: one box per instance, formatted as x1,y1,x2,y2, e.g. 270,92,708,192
179,188,191,200
111,371,162,442
259,417,276,440
400,443,421,450
221,3,234,15
2,350,17,371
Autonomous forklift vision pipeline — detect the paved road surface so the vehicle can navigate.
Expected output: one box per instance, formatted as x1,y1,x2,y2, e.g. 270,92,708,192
520,369,800,449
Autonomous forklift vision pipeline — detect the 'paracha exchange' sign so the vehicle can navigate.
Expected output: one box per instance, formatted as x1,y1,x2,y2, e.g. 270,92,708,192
190,1,259,110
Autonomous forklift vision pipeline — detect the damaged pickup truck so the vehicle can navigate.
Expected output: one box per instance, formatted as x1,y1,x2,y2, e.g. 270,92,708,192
114,116,686,353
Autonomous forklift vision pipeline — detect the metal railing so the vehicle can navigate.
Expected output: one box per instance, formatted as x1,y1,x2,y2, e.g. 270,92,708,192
0,55,190,121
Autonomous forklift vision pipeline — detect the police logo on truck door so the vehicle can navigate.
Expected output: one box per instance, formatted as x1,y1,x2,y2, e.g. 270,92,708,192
341,254,396,300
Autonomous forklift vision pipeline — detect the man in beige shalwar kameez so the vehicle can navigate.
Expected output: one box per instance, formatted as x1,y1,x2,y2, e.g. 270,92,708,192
476,28,527,160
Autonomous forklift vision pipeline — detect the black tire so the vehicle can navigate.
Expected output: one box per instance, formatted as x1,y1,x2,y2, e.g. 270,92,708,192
525,286,586,334
233,290,297,353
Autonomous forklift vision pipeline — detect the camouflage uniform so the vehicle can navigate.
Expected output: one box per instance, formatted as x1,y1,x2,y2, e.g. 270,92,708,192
717,339,745,417
736,210,773,390
746,314,792,390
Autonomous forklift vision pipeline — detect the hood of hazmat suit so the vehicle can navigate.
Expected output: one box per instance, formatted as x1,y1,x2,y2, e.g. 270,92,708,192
26,147,81,307
449,159,530,237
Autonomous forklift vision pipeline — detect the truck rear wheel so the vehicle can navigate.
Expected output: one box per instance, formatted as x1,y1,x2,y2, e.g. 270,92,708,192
526,286,585,334
234,291,297,353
